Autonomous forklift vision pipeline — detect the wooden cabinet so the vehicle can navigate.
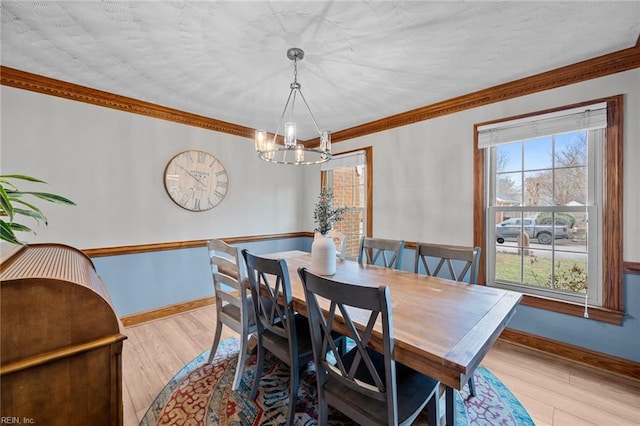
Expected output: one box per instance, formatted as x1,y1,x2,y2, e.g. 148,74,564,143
0,243,126,425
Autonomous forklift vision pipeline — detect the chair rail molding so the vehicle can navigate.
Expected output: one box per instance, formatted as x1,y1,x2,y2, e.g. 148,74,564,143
623,261,640,275
82,232,310,257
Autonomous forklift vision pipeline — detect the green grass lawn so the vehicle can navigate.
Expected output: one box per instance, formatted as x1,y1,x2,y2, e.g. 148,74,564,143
495,251,587,293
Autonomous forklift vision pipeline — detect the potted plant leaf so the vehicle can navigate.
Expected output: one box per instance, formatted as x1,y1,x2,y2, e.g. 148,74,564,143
313,188,348,236
311,188,348,275
0,174,75,245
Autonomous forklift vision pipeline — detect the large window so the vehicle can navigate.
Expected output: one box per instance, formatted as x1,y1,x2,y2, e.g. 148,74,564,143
474,96,623,323
321,148,372,259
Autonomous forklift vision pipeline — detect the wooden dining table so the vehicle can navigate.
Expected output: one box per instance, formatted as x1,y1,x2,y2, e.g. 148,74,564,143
263,250,523,425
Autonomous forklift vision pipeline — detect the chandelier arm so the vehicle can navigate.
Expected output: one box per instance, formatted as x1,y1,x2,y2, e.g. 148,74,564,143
296,89,323,135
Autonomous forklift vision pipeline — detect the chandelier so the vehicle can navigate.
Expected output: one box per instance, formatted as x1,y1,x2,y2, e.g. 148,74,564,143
254,48,332,165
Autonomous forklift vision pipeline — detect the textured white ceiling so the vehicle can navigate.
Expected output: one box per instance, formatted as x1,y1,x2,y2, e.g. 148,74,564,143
2,1,639,140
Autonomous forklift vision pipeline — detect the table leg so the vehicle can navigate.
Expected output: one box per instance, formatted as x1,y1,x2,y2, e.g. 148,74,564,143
446,386,455,425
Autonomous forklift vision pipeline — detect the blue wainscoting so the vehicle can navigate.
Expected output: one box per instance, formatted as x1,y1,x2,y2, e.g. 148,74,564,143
93,246,212,317
508,273,640,363
93,237,307,317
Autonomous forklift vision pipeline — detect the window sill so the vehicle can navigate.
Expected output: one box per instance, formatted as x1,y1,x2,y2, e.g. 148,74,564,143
519,294,624,325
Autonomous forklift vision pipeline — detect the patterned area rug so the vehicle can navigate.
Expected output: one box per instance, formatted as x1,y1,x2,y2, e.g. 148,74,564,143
140,338,534,425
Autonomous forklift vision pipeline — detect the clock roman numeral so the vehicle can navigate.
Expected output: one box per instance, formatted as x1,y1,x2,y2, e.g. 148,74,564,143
214,189,225,201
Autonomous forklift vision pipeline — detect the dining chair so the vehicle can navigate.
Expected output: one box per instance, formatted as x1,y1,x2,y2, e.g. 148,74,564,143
298,267,440,426
327,229,347,259
242,249,344,426
206,239,256,391
357,237,405,269
414,242,481,397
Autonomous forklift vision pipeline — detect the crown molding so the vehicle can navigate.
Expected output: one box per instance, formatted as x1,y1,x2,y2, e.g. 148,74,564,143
2,44,639,143
329,44,640,143
0,65,255,139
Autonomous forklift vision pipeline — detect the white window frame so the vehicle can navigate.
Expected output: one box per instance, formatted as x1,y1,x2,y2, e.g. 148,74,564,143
484,128,603,305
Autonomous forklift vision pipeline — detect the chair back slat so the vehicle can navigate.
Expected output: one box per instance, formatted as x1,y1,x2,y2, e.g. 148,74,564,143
357,237,405,269
206,239,258,391
319,301,344,366
215,270,243,292
299,264,441,426
243,251,296,341
216,291,241,307
208,239,250,318
299,268,393,402
414,242,481,283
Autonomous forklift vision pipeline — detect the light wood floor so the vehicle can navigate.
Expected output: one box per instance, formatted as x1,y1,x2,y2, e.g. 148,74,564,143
122,305,640,426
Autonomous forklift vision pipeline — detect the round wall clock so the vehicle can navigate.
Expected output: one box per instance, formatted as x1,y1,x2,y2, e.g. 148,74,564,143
163,150,229,212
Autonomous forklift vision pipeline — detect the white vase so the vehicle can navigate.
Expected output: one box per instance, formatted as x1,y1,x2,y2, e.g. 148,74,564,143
311,232,336,276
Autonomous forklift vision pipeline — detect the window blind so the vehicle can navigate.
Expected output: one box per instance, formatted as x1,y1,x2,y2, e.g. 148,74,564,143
477,102,607,149
320,150,365,171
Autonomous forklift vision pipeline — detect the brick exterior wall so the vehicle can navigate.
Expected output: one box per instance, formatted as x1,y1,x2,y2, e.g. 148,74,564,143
330,166,365,259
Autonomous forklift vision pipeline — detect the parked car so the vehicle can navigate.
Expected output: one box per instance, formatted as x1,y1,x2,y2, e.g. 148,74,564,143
496,218,569,244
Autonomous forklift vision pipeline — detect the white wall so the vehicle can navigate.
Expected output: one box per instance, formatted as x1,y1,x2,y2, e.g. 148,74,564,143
2,70,637,258
304,69,640,262
1,86,308,249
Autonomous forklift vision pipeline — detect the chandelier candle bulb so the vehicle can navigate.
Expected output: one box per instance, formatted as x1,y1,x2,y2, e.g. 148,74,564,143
255,129,267,152
284,122,296,148
320,130,331,152
295,145,304,162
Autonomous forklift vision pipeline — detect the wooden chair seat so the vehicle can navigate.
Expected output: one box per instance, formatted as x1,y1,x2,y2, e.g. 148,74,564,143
220,297,254,325
257,313,315,366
